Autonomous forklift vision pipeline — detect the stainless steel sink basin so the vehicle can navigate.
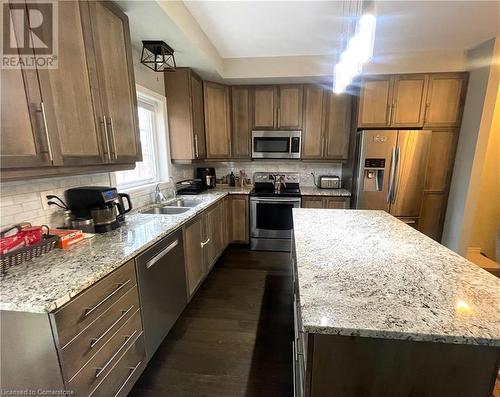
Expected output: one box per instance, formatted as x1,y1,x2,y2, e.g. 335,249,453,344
166,198,200,208
141,206,191,215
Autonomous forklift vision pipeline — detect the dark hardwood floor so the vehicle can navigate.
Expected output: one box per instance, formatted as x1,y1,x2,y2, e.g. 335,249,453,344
129,245,293,397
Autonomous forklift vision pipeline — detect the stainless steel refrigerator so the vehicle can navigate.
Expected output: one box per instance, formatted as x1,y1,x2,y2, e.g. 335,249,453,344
353,130,432,227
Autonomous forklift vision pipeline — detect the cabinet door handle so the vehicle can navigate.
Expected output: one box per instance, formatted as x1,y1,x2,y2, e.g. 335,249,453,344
95,329,138,378
89,305,134,348
387,146,396,204
201,238,210,248
423,103,430,123
114,360,142,397
107,117,117,160
146,239,178,270
194,134,199,158
100,116,111,161
386,103,392,125
36,102,53,162
84,280,131,317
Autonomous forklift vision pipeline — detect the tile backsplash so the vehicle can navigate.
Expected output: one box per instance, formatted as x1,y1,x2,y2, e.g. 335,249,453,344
203,160,343,186
0,164,193,229
0,161,341,229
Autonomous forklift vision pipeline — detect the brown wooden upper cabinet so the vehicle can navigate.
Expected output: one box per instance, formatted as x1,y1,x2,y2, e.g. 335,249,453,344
302,85,352,160
301,85,325,159
358,74,427,128
231,86,251,159
357,76,393,128
165,69,206,161
324,92,353,159
358,73,467,129
253,86,276,128
204,81,232,159
252,85,303,129
1,1,141,179
87,1,141,164
424,73,467,127
1,53,51,169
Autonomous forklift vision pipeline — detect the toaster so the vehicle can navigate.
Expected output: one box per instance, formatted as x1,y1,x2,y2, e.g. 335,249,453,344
318,175,341,189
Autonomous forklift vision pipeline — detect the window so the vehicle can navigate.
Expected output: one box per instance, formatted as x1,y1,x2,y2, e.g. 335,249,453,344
115,85,169,189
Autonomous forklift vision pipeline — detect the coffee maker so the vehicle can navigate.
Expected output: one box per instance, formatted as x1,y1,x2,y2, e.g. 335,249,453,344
196,167,216,189
65,187,132,233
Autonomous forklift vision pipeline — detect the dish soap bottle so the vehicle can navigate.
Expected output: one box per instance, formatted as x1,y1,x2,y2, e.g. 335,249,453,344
229,170,236,187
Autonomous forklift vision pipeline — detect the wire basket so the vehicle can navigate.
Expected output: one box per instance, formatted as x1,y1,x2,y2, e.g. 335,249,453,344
0,233,58,277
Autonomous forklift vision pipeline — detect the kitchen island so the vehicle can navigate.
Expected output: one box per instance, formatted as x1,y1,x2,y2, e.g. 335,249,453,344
292,209,500,397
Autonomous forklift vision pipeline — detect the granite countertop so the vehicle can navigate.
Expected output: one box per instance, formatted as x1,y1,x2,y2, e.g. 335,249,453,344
292,209,500,346
214,185,252,194
0,189,241,314
300,186,351,197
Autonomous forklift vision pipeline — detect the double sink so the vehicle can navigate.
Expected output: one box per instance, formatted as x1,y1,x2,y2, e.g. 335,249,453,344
141,198,201,215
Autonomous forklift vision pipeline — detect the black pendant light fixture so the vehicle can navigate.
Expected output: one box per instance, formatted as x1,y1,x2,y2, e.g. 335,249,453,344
140,40,176,72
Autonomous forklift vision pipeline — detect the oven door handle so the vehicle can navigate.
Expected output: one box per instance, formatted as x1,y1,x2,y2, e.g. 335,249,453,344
250,197,301,204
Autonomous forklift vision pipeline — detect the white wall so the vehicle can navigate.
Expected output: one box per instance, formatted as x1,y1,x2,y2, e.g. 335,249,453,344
442,37,500,255
468,89,500,260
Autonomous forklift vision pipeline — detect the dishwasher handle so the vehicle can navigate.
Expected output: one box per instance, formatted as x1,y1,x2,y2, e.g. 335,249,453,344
145,239,179,270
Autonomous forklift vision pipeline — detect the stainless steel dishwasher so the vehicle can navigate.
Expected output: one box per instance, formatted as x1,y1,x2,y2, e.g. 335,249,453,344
135,229,187,361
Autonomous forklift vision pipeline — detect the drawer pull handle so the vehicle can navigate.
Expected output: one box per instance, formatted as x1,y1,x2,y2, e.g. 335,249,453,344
146,239,179,270
89,305,135,348
84,280,131,318
113,361,142,397
200,238,210,248
95,330,138,379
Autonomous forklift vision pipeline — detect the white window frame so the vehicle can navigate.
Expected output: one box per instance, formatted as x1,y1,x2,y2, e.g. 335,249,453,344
112,84,170,191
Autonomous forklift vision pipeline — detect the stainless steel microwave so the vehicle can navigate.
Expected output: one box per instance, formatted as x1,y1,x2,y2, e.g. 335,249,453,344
251,130,301,159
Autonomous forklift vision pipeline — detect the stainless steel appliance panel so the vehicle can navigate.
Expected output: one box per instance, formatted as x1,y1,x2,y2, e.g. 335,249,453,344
390,130,432,217
250,196,301,239
250,196,301,251
135,229,187,361
354,130,397,212
354,130,432,220
252,130,301,159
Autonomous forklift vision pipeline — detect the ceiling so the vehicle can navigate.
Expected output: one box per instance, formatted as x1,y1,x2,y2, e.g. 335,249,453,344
121,0,500,83
185,0,499,59
184,1,350,58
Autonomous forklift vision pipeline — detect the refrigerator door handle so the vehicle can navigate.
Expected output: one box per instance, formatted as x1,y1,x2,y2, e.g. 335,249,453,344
387,146,397,203
392,146,401,204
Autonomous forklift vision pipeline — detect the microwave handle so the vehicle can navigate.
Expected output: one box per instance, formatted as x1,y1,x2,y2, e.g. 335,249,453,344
289,137,292,153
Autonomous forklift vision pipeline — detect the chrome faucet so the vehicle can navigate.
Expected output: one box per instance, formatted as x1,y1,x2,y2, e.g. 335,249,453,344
154,183,167,204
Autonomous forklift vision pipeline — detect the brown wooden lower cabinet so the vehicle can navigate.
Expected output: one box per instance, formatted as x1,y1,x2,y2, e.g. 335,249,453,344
419,192,447,241
297,333,499,397
302,196,351,209
183,215,205,296
229,195,249,243
183,196,245,297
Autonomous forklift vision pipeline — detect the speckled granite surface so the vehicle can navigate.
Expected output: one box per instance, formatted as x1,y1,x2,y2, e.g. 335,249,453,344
292,209,500,346
300,186,351,197
214,185,252,194
0,190,235,313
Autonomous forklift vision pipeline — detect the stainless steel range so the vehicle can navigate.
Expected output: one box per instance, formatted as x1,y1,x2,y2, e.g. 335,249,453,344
249,172,301,252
